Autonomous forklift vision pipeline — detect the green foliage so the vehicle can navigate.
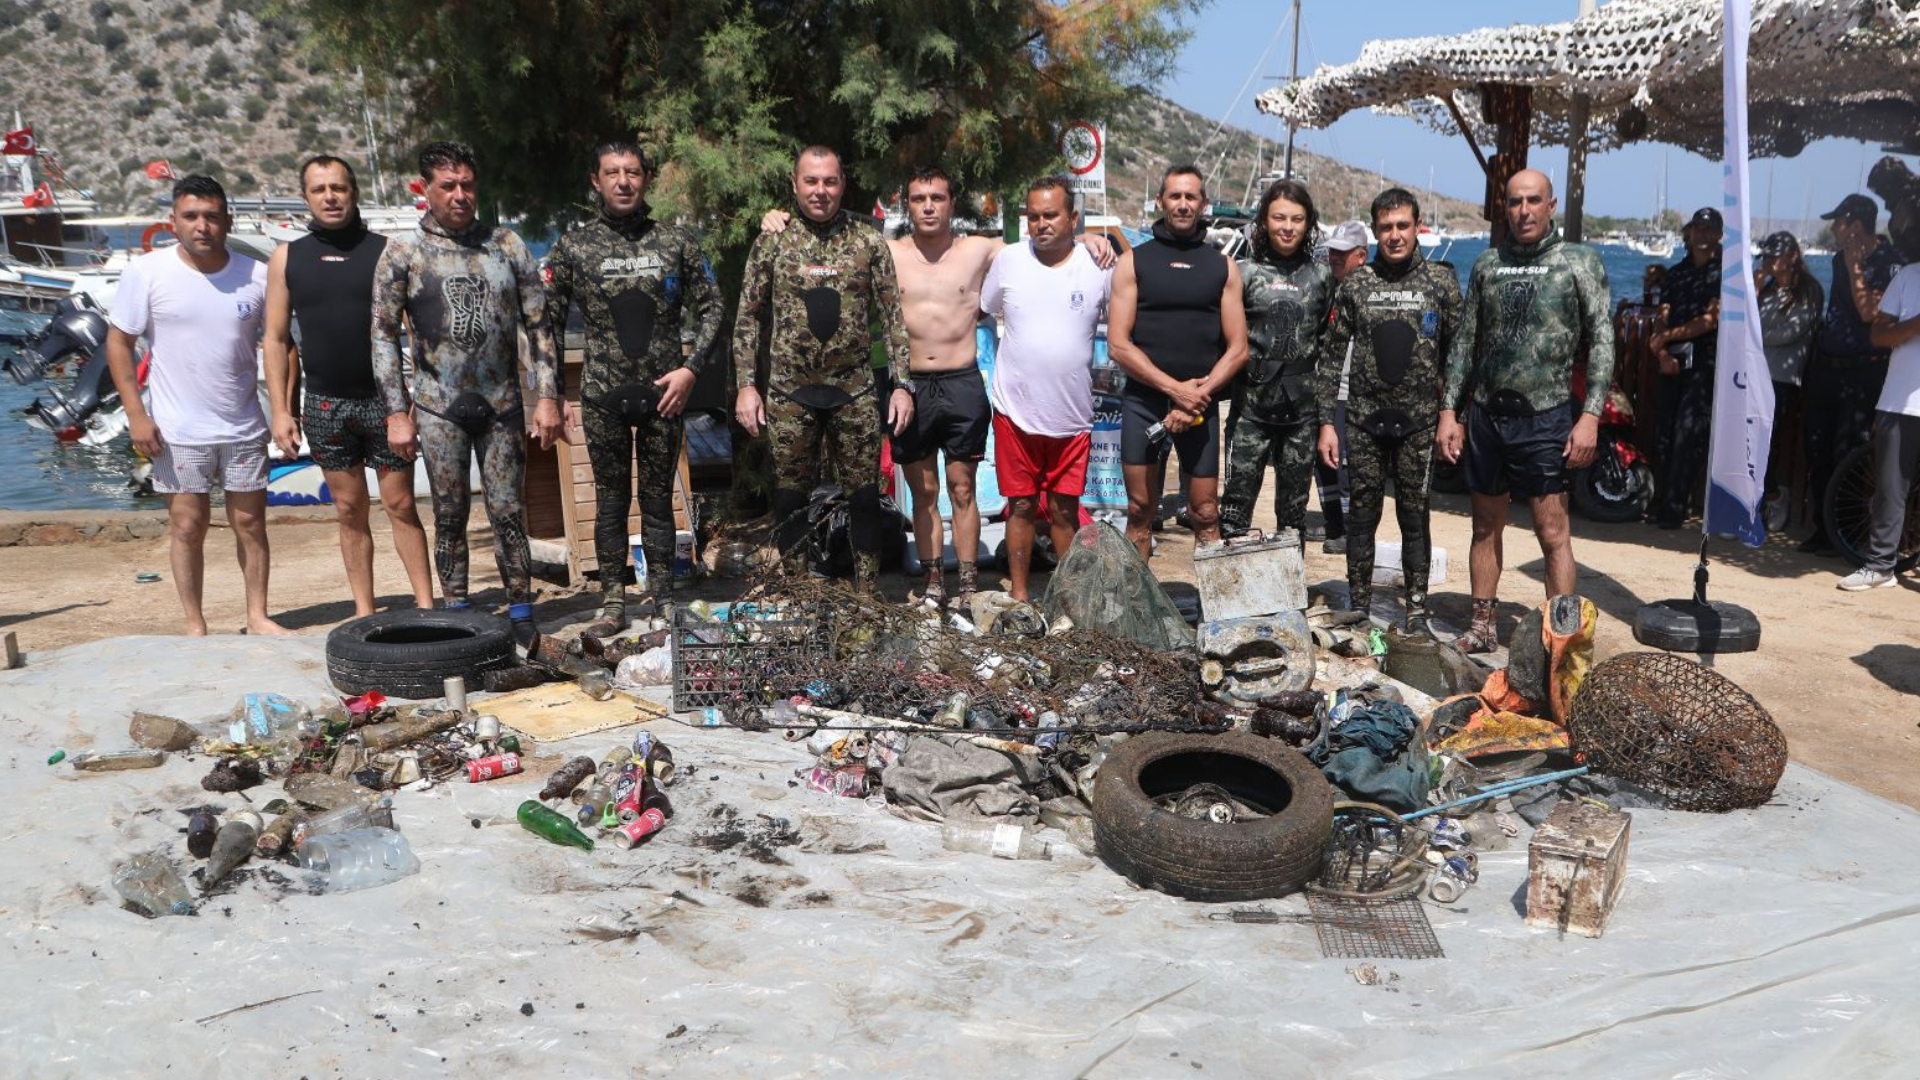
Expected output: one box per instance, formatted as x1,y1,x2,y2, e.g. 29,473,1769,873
0,1,25,31
205,48,235,82
135,65,162,90
186,23,217,47
128,96,160,119
306,0,1200,249
40,9,60,31
192,97,229,119
88,0,111,21
172,82,192,105
243,94,269,122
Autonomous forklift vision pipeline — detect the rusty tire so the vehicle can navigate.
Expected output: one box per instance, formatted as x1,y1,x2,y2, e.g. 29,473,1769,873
1091,731,1333,902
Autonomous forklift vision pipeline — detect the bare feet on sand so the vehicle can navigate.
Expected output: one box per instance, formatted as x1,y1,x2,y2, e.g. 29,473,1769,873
246,618,297,637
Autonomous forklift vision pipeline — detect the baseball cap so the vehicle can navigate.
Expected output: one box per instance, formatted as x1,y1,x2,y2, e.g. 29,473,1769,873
1325,220,1368,252
1685,207,1723,233
1757,231,1799,259
1819,193,1878,224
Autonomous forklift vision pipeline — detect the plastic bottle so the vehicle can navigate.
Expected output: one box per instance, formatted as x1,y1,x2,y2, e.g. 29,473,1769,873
578,670,615,701
203,811,262,892
517,800,595,851
296,827,421,893
940,822,1054,860
293,796,395,847
230,692,311,752
113,853,195,916
71,749,167,771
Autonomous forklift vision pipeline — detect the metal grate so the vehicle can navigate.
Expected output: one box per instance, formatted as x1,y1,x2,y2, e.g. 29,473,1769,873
1305,892,1444,960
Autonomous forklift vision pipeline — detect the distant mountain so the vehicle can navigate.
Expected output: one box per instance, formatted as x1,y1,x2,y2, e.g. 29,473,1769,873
1,0,396,215
6,0,1487,230
1102,95,1488,230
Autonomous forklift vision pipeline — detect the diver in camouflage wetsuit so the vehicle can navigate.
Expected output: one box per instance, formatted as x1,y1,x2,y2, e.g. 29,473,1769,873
372,142,561,648
1221,178,1333,540
1318,189,1462,632
545,142,720,633
732,145,913,592
1438,169,1613,652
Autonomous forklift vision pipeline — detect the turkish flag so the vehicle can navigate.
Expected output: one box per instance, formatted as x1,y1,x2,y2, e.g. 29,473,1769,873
144,159,176,180
21,182,52,209
2,127,34,155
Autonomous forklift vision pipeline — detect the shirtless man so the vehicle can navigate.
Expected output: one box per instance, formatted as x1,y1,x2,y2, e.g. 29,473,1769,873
763,166,1111,605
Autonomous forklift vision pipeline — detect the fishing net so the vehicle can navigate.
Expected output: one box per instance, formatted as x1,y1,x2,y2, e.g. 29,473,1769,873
1566,652,1785,813
719,574,1206,736
1041,522,1195,653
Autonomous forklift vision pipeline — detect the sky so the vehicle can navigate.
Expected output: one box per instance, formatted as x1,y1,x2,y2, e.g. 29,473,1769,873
1157,0,1917,226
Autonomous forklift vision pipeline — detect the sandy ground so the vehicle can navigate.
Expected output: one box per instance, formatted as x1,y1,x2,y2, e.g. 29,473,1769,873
3,487,1916,807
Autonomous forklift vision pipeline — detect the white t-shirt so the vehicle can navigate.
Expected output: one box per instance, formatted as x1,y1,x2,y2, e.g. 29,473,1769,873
1878,263,1920,417
110,247,268,444
981,242,1111,437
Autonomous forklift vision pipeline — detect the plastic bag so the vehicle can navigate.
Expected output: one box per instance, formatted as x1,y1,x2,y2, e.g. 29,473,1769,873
1041,523,1194,651
613,646,673,689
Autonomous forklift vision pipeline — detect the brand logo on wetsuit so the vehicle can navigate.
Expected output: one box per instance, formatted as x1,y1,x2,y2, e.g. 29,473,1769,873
443,274,489,351
321,255,348,263
1368,289,1426,307
1494,265,1551,277
1070,290,1086,311
1495,281,1540,349
599,255,665,277
802,265,839,278
1169,261,1194,269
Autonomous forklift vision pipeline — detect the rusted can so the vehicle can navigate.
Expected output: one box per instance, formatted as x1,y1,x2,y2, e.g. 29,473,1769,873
539,756,597,802
645,743,675,785
467,753,523,782
612,808,668,849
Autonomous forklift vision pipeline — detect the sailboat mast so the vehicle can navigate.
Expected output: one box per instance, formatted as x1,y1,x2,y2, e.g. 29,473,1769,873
1282,0,1301,179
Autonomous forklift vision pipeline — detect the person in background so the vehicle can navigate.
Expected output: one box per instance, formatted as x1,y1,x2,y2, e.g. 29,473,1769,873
105,174,291,637
264,155,436,618
1219,178,1332,541
1837,254,1920,590
1647,207,1723,529
1317,220,1370,554
1753,231,1823,532
1800,193,1907,555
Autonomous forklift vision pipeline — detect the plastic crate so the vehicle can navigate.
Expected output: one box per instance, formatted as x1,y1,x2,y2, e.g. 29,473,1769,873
669,605,833,715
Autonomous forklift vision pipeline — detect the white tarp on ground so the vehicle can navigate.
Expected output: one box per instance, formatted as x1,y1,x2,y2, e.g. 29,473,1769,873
2,636,1918,1079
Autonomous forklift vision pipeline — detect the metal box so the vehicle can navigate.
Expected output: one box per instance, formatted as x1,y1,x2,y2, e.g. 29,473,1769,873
1525,801,1631,938
1192,529,1307,619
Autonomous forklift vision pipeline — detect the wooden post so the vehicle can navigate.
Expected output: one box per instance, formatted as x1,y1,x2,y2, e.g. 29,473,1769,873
1564,0,1598,242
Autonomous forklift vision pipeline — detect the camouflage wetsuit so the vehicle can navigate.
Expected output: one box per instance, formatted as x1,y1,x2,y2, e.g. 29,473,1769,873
546,206,720,620
1320,250,1461,621
371,214,558,610
1444,228,1614,427
731,208,910,587
1221,248,1333,538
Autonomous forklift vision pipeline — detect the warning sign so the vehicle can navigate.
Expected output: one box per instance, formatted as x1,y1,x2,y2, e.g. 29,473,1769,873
1059,120,1106,197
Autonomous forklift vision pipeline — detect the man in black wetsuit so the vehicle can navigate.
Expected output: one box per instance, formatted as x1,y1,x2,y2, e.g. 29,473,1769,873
545,141,722,633
1107,164,1249,559
265,155,436,617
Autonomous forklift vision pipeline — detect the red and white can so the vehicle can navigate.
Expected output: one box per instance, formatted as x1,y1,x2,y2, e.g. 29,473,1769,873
467,753,523,782
615,789,642,823
612,808,667,849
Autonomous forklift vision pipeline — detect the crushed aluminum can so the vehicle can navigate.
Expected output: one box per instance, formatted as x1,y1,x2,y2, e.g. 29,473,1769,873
468,753,523,782
615,789,642,824
804,764,868,799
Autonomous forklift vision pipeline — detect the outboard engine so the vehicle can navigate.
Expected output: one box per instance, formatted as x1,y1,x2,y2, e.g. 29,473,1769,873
11,294,120,438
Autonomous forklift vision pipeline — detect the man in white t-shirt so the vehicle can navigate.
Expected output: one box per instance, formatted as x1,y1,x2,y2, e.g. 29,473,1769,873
981,176,1113,600
106,174,290,636
1839,257,1920,590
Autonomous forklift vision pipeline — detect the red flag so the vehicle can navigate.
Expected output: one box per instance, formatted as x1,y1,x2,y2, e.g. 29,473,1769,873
2,127,34,155
144,159,176,180
872,198,886,218
407,178,425,196
21,182,52,209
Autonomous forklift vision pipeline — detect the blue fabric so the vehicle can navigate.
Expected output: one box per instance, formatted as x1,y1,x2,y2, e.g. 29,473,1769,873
508,602,533,621
1308,699,1432,812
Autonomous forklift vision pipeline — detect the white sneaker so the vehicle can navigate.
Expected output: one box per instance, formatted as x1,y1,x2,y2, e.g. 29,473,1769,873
1837,568,1896,591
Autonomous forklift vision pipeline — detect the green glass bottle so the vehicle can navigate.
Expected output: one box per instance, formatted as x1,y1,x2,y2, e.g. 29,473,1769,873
517,799,595,851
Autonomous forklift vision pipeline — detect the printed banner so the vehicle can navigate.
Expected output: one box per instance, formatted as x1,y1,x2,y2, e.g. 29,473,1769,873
1704,0,1772,546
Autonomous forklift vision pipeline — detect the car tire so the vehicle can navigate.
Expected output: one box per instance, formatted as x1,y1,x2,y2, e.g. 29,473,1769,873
326,608,518,699
1092,731,1333,902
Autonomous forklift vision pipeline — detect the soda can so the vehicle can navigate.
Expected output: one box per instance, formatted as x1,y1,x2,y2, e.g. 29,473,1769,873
613,808,668,849
444,676,468,714
468,753,523,782
615,789,642,824
472,714,500,741
630,732,653,764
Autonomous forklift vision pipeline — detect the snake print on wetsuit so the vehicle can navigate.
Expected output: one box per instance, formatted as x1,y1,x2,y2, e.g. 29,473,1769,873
371,213,558,604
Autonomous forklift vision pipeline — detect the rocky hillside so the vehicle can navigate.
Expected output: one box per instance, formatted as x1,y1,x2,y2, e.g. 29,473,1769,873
0,0,398,214
3,0,1485,224
1104,93,1487,230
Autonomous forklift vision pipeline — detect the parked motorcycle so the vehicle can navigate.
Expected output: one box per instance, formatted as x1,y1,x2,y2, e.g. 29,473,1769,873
1571,385,1653,523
